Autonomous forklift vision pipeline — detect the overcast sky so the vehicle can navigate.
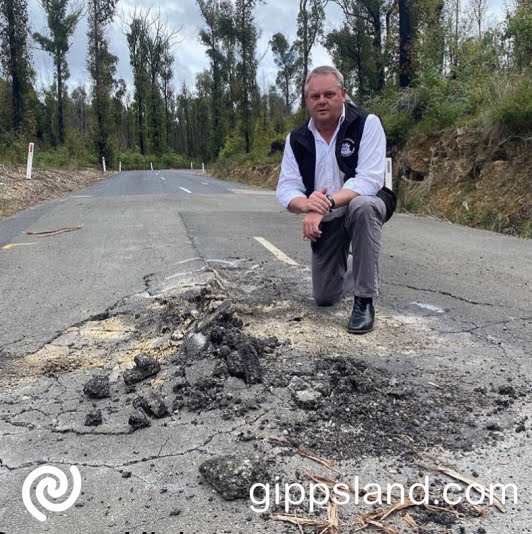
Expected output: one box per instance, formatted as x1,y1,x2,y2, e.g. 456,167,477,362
28,0,507,95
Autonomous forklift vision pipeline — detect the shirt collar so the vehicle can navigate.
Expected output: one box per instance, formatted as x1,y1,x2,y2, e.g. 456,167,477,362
308,103,346,136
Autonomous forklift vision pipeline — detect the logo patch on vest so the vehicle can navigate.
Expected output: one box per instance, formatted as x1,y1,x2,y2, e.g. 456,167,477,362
340,138,356,157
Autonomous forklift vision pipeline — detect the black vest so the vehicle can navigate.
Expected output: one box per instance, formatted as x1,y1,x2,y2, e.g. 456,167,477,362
289,102,396,222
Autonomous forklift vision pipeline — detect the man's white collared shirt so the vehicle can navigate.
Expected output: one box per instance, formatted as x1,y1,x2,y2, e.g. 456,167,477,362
276,105,386,210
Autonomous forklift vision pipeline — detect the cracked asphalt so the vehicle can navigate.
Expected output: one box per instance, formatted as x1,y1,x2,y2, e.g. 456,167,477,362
0,170,531,534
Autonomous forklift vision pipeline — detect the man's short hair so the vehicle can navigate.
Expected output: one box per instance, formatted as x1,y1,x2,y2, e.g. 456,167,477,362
304,66,345,95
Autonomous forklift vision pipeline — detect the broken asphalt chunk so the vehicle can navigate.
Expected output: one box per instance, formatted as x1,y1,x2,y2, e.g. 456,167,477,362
185,332,207,357
288,376,322,409
133,393,169,418
85,409,103,426
128,408,151,430
225,345,262,384
83,374,111,399
199,454,269,500
124,353,160,385
195,298,233,332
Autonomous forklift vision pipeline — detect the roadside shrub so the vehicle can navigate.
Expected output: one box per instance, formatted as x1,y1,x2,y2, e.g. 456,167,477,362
480,76,532,140
381,110,415,145
418,93,471,132
491,78,532,135
219,132,245,159
117,151,192,171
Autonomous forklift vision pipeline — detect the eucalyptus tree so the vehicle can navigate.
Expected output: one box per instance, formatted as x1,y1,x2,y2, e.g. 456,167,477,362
296,0,326,108
87,0,118,164
233,0,262,153
270,32,300,112
0,0,34,133
33,0,82,143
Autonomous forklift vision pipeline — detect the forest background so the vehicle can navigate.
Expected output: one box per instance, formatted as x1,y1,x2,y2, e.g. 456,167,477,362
0,0,530,235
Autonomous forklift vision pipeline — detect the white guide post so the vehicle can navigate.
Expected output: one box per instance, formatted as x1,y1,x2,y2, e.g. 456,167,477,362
26,143,34,180
385,157,393,190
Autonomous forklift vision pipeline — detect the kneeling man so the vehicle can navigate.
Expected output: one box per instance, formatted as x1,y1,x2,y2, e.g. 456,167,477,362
276,65,395,334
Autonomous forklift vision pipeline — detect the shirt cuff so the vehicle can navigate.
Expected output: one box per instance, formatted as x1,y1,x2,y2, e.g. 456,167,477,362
279,190,307,209
342,177,379,197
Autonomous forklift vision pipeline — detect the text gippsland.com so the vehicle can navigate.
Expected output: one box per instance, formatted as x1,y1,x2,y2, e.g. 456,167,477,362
249,476,518,513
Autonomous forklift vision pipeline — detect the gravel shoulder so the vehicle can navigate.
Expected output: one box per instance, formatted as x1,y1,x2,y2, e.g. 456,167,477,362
0,166,107,220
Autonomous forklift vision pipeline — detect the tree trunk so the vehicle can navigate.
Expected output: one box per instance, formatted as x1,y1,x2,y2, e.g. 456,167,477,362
284,71,290,112
138,92,145,155
57,61,65,144
373,16,384,91
398,0,412,88
6,0,22,131
300,0,309,109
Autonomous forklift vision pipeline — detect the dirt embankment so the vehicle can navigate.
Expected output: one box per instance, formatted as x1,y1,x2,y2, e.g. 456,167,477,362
394,129,531,237
0,165,106,219
215,131,532,237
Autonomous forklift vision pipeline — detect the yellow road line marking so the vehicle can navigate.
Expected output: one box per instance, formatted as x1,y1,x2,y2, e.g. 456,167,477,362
2,242,38,250
229,189,275,195
253,236,299,266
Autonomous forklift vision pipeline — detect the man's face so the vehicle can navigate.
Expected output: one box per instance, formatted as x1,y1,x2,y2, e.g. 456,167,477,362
305,74,346,126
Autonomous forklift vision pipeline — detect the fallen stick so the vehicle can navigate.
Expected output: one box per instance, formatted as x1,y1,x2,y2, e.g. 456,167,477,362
297,445,343,476
323,501,340,534
403,513,419,531
25,225,82,237
303,471,358,495
365,519,399,534
211,268,227,290
414,461,506,512
271,513,329,529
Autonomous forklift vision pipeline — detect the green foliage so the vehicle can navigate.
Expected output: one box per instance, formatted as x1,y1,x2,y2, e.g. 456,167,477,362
87,0,118,166
381,110,416,144
117,151,190,171
505,1,532,72
396,182,424,213
0,0,34,132
34,146,90,168
419,92,471,131
219,131,245,159
64,131,92,161
485,77,532,137
270,32,300,112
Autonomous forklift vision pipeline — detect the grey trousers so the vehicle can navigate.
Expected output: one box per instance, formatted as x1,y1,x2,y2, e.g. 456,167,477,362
311,195,387,305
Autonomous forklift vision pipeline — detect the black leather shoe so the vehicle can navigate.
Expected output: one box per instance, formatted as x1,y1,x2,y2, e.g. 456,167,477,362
348,296,375,334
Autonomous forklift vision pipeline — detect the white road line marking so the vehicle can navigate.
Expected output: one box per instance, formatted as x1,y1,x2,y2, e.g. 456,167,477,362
160,177,166,181
179,187,192,194
201,182,208,185
253,237,299,266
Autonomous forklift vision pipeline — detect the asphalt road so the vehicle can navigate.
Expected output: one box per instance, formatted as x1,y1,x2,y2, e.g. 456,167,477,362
1,169,530,358
0,169,531,534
